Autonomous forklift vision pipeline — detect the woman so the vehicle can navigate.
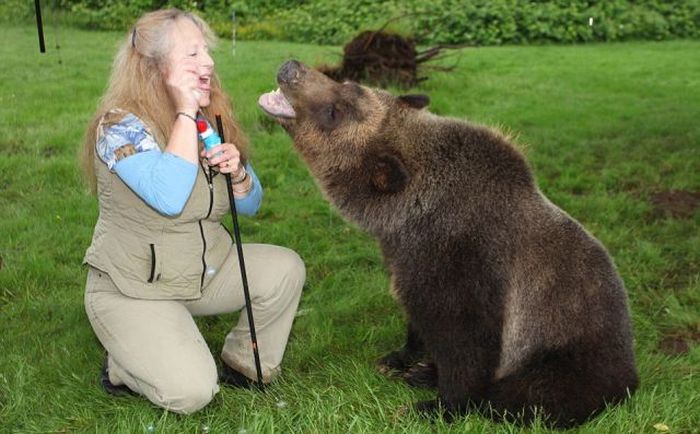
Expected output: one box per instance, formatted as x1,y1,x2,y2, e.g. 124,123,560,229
80,9,305,414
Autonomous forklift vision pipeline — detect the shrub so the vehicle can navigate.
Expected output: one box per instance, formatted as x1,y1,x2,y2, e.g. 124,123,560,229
4,0,699,45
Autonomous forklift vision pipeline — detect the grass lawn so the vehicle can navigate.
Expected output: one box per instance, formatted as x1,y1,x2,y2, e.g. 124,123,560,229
1,24,699,433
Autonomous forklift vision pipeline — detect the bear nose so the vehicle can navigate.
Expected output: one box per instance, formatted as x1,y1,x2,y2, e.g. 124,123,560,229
277,60,302,85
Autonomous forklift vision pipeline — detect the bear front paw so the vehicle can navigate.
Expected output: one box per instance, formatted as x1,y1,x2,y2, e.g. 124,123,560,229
376,350,411,377
403,360,438,389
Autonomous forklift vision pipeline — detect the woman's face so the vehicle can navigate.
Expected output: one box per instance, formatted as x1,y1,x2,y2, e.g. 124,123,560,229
166,18,214,108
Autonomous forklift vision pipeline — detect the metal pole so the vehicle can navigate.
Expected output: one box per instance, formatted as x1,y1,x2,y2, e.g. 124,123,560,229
35,0,46,53
215,114,264,390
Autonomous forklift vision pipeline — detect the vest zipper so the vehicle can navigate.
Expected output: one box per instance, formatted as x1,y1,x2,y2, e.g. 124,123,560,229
198,162,215,289
205,179,214,219
198,220,207,288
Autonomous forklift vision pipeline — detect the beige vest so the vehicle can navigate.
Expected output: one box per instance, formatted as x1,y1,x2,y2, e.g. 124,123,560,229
84,152,234,300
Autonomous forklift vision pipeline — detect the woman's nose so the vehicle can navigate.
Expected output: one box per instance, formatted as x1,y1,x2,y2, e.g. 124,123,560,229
201,51,214,69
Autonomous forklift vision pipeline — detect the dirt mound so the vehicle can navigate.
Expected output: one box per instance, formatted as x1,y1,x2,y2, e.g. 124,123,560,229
317,30,459,88
658,327,700,356
650,189,700,219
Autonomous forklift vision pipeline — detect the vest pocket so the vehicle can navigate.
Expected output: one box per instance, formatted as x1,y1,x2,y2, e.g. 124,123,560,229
147,243,157,283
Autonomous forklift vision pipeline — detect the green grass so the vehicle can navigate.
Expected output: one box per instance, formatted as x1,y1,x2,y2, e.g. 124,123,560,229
1,24,699,433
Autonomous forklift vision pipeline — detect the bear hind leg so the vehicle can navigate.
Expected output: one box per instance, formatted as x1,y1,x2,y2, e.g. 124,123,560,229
486,347,637,429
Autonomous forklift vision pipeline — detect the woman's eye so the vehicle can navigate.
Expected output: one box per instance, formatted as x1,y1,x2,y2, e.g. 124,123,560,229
189,52,197,57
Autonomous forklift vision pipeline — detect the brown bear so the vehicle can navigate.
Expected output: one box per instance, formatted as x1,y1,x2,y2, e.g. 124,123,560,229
258,60,638,428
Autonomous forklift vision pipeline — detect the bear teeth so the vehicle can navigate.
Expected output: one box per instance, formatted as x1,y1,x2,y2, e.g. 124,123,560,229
258,89,296,119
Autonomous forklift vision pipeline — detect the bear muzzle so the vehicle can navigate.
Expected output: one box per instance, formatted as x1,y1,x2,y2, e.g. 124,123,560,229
277,59,304,86
257,60,308,121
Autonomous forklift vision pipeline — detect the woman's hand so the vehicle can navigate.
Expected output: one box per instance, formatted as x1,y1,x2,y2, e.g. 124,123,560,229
202,143,243,175
165,58,202,116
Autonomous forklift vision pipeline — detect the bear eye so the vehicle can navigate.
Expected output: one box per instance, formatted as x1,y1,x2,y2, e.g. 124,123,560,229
317,103,343,132
326,105,336,121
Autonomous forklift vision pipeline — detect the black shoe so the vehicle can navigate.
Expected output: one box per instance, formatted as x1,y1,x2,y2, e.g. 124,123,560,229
101,355,136,397
219,363,258,390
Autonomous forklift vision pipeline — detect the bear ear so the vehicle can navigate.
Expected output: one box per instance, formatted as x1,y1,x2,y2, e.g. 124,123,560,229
368,152,410,194
398,94,430,110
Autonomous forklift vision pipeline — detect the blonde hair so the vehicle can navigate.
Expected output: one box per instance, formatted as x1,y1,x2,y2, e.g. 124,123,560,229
81,8,249,193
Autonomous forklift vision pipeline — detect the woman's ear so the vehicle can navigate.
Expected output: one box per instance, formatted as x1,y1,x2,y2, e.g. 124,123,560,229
398,94,430,110
368,152,410,194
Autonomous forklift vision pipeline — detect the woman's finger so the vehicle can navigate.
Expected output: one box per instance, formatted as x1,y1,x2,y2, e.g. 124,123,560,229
212,153,240,169
206,143,239,162
219,158,241,174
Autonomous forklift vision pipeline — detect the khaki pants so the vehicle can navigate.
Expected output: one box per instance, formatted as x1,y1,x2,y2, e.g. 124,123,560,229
84,244,305,414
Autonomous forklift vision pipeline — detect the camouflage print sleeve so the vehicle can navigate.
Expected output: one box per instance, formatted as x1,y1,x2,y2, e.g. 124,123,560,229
95,111,161,171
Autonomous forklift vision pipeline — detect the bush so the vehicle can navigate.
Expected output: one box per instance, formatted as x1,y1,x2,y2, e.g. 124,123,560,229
4,0,699,45
403,0,700,45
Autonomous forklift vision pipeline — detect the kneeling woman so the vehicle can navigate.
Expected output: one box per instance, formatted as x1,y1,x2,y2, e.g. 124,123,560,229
80,9,305,413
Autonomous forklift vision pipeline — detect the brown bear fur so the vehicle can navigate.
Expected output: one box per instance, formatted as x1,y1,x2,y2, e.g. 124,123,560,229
260,60,638,428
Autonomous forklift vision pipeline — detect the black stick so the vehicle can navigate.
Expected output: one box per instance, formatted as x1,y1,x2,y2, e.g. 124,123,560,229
215,114,265,390
35,0,46,53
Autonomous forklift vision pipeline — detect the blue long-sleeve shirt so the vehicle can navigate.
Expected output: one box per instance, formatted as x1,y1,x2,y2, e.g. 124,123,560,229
96,111,262,216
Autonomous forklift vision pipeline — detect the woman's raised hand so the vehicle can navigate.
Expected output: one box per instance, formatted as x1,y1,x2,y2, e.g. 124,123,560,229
166,57,202,116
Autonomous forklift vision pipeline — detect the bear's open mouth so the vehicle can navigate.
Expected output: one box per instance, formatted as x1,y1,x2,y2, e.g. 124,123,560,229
258,88,296,119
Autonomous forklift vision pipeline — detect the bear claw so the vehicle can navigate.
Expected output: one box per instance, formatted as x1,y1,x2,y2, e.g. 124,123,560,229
402,361,438,389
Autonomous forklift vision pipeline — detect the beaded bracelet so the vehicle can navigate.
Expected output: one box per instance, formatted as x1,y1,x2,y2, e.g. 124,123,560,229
232,178,253,196
232,171,249,185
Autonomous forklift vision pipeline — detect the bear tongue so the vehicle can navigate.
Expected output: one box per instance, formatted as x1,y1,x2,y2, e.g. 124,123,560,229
258,88,296,119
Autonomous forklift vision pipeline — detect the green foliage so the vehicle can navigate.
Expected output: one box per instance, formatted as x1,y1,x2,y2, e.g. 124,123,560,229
236,21,285,41
263,0,700,45
262,0,405,45
3,0,699,45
